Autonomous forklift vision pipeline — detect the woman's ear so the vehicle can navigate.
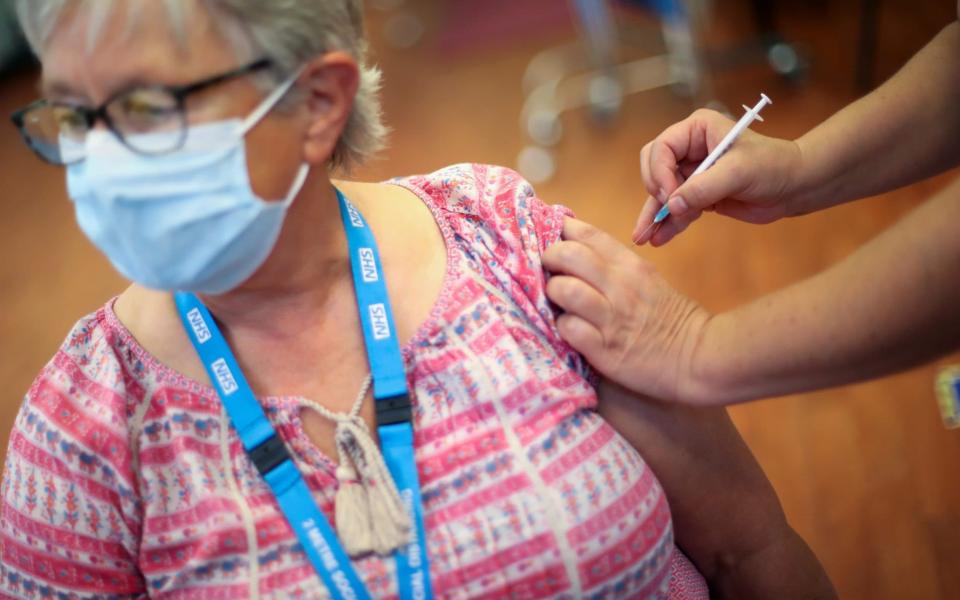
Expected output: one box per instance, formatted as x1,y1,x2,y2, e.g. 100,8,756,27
300,52,360,165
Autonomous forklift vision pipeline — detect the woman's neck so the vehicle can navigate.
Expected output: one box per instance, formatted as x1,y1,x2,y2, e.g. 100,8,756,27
114,173,443,394
199,170,352,335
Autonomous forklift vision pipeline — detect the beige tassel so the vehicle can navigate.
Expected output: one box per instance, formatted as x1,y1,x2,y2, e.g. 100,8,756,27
302,374,412,558
333,440,373,556
335,419,412,556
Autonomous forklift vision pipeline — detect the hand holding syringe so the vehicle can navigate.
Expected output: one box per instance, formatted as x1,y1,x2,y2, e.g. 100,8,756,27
635,94,773,244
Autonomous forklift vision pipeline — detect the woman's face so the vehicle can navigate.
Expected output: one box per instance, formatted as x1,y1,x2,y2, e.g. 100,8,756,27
40,1,308,200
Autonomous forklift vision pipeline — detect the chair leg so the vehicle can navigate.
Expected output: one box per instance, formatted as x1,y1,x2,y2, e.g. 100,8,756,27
517,1,711,182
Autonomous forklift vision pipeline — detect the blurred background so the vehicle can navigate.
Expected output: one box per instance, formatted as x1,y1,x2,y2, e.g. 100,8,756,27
1,0,958,598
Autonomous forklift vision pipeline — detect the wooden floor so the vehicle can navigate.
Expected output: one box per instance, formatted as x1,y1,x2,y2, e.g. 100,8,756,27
1,1,958,597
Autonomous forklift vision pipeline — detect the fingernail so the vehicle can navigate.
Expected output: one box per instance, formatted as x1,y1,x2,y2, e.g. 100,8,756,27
668,196,688,216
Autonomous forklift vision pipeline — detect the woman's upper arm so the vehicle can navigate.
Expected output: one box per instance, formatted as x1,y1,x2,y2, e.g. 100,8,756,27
597,379,836,598
596,380,787,576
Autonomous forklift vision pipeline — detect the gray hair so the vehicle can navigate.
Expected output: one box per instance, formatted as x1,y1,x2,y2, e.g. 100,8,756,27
15,0,387,170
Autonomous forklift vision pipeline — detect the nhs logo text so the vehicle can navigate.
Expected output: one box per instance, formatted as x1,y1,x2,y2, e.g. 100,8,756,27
359,248,379,282
346,202,364,228
369,303,391,340
186,308,211,344
211,359,239,396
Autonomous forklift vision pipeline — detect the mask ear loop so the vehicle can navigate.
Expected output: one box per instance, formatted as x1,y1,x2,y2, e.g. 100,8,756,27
238,65,307,136
279,163,311,207
239,65,312,206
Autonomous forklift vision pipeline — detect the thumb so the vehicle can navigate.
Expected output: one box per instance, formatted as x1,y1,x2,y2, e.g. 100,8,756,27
665,157,747,218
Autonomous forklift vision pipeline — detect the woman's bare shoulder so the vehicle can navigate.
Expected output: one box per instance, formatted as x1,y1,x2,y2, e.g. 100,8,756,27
114,285,209,385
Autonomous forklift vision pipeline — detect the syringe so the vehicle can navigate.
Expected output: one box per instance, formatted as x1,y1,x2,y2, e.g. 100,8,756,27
639,93,772,241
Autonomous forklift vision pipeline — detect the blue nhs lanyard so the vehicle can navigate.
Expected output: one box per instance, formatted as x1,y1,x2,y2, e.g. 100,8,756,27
173,190,432,600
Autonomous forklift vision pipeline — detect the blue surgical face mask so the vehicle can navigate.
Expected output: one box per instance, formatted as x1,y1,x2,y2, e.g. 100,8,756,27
66,70,310,294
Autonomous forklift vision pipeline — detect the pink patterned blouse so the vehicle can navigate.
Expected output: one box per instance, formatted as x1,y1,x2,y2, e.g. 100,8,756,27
0,164,708,599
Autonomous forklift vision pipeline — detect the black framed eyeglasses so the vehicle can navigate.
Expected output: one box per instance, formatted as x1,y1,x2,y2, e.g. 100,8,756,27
10,58,273,166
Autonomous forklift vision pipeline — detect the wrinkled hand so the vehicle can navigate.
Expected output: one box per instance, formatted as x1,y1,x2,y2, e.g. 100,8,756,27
634,108,804,246
543,217,710,402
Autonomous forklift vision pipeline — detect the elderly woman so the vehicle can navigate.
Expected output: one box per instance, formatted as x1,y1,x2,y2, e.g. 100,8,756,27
1,1,832,598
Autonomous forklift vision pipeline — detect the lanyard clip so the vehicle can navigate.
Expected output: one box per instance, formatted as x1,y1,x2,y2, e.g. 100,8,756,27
376,393,412,426
249,434,291,476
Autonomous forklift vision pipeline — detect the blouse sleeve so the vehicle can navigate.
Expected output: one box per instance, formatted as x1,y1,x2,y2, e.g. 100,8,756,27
458,163,595,383
1,323,146,598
